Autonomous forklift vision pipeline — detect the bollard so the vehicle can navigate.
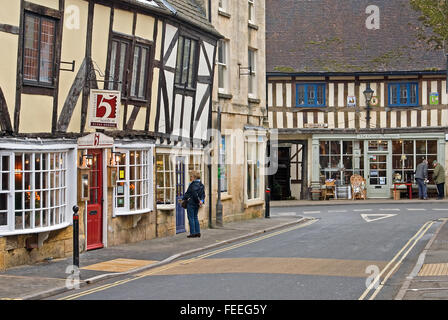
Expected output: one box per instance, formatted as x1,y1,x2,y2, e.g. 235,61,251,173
72,205,79,268
265,188,270,218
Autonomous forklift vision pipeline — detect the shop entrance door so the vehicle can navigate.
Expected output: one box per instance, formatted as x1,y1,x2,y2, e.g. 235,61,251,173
87,149,104,250
175,157,186,234
366,140,390,198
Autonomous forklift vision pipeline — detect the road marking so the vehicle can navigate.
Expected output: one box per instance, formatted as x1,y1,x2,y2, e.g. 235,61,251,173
359,220,434,300
354,209,372,212
303,211,320,214
274,212,297,216
432,208,448,211
379,208,400,211
328,210,347,213
361,214,397,223
60,219,319,300
407,208,425,211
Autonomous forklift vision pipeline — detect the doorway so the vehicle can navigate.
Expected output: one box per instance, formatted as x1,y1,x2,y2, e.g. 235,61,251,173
366,140,390,198
86,149,104,250
175,157,186,234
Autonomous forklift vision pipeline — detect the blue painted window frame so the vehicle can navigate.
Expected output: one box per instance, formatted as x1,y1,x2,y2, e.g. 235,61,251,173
388,82,419,107
295,83,326,107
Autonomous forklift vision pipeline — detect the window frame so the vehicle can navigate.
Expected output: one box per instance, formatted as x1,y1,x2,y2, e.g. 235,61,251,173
295,83,326,107
22,12,57,88
217,39,229,94
248,48,257,98
0,149,74,236
114,147,153,216
156,153,175,207
245,136,264,202
174,35,199,91
388,82,419,107
106,34,153,103
248,0,255,24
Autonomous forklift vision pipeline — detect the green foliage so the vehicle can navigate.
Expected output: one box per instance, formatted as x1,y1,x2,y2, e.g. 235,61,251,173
410,0,448,52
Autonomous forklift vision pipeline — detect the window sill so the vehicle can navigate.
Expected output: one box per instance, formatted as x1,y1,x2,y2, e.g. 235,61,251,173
22,84,55,96
248,97,260,105
244,199,264,208
157,204,175,211
218,92,233,100
248,23,259,30
221,194,232,201
0,222,70,237
218,9,231,18
114,208,152,216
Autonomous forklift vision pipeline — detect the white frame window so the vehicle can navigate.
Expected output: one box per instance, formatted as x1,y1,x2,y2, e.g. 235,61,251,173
0,149,74,235
219,135,229,193
156,153,175,206
114,148,153,215
248,0,255,24
245,136,264,201
248,48,257,98
217,39,229,94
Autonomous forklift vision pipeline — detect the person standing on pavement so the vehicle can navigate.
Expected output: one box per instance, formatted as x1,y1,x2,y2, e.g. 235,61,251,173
415,158,428,200
432,160,445,200
182,171,205,238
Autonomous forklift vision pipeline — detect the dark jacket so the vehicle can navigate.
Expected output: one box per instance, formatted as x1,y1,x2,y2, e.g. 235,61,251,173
183,180,205,208
415,162,428,180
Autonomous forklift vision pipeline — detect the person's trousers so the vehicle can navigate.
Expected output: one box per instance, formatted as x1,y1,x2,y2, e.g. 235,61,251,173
186,204,200,235
416,178,427,199
436,183,445,199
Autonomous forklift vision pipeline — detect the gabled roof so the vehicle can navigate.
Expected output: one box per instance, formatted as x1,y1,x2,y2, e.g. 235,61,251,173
266,0,446,74
124,0,220,38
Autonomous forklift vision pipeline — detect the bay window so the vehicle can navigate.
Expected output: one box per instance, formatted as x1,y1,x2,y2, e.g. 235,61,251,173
0,150,72,235
156,154,174,205
114,148,153,215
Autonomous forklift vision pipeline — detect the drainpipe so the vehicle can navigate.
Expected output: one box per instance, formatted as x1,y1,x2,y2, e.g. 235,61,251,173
216,105,223,226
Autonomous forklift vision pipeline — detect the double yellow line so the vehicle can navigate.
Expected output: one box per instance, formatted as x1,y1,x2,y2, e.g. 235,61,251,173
60,219,318,300
359,220,434,300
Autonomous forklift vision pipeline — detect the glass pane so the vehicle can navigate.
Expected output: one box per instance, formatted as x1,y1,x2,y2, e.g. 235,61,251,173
307,86,315,105
2,173,8,191
182,39,191,85
297,85,305,105
108,41,118,90
218,65,225,89
392,140,402,154
343,141,353,155
138,47,148,98
391,85,398,104
416,140,426,154
403,140,413,154
320,141,329,155
39,18,55,84
427,140,437,154
15,212,23,230
188,40,196,87
400,85,408,105
316,85,324,105
330,141,341,155
130,46,140,97
410,84,417,104
118,42,128,93
2,155,9,171
175,37,184,84
24,15,39,81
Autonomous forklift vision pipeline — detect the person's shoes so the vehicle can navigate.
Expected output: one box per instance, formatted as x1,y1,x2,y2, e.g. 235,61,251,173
424,197,428,200
187,234,196,238
194,233,201,238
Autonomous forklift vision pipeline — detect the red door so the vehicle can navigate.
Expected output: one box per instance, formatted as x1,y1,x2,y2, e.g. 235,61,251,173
87,149,103,250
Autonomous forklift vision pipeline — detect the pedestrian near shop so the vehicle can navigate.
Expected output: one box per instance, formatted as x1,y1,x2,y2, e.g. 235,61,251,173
432,160,445,200
182,171,205,238
415,158,428,200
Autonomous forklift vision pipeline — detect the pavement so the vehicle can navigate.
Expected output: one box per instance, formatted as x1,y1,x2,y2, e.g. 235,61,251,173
0,215,311,300
0,198,447,300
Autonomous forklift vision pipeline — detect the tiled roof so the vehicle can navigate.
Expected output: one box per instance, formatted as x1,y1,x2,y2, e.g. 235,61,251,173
266,0,446,74
125,0,220,38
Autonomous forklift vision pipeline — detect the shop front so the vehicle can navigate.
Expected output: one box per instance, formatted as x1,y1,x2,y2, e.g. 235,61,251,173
312,133,446,199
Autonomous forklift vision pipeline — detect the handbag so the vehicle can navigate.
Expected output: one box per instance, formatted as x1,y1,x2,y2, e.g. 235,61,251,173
181,198,189,209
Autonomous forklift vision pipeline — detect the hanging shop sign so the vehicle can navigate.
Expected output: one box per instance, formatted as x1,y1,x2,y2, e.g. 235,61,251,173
370,96,379,107
89,89,121,129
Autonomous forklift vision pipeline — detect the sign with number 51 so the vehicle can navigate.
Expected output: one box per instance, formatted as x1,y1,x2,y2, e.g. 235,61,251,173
89,89,121,129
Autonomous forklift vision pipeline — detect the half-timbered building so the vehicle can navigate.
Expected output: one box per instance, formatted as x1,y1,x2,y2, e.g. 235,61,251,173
266,0,448,200
0,0,219,270
196,0,267,224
